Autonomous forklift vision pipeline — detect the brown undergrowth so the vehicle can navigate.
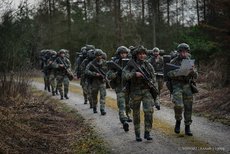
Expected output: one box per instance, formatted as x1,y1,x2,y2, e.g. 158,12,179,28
0,72,108,153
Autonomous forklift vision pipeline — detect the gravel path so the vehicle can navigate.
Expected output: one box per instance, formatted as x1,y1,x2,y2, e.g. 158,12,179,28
34,82,229,154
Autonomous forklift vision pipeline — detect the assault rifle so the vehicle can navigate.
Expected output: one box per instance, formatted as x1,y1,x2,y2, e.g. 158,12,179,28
90,63,112,89
57,57,74,81
128,59,159,99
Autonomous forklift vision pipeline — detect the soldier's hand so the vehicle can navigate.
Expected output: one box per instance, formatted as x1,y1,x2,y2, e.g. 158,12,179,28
135,72,143,78
59,64,64,67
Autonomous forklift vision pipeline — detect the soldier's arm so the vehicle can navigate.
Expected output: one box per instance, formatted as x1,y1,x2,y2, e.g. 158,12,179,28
106,69,117,80
122,65,136,80
85,62,97,77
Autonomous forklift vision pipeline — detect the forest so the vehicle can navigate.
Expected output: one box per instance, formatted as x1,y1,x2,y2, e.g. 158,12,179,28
0,0,229,86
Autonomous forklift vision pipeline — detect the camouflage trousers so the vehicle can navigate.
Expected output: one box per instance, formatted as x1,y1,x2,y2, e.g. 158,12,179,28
172,82,193,125
80,79,88,102
49,74,57,93
86,80,93,108
43,73,50,91
56,75,69,97
115,90,131,123
91,83,106,111
154,77,164,106
130,89,154,136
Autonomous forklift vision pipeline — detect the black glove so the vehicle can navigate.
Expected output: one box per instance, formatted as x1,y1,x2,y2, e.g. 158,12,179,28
155,105,160,110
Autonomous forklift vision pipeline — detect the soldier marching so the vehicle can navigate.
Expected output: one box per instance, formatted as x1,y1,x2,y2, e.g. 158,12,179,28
39,42,198,141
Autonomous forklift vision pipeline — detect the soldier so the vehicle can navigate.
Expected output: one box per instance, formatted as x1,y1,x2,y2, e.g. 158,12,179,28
47,50,58,96
80,49,95,106
85,49,108,115
55,49,72,100
123,46,158,141
107,46,132,132
167,43,198,136
147,47,164,110
40,49,51,92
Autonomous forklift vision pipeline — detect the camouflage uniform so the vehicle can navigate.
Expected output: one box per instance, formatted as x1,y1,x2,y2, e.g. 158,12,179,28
107,59,131,123
148,48,164,109
47,53,58,96
167,43,198,136
123,46,158,141
79,49,95,107
55,50,71,99
40,50,51,92
85,49,107,115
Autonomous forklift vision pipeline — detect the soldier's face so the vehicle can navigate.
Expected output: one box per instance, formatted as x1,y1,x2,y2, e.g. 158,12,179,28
60,53,65,57
137,52,147,61
120,52,128,59
179,50,189,59
153,52,160,57
96,55,102,61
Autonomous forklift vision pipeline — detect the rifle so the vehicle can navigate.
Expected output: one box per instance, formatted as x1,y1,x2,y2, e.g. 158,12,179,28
128,59,159,99
57,57,74,81
90,63,112,89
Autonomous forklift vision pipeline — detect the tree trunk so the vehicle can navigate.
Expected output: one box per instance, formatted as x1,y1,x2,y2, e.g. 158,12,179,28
66,0,71,43
196,0,200,24
167,0,170,25
203,0,206,22
83,0,87,21
95,0,99,23
141,0,145,23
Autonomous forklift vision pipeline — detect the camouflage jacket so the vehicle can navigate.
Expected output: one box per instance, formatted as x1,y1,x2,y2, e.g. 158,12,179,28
54,56,71,76
122,59,157,91
107,58,128,91
85,59,108,85
147,56,164,73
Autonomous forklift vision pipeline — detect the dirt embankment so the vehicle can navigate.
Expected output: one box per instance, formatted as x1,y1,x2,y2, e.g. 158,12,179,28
0,88,108,153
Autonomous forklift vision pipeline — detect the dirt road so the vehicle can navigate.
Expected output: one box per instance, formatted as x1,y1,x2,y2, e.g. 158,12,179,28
34,82,229,154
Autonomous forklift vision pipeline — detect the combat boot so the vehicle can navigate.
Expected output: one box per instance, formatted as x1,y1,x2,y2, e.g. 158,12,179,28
60,96,64,100
144,132,153,140
84,100,87,104
93,107,97,113
185,125,193,136
123,121,129,132
135,133,142,142
127,116,132,122
52,91,55,96
174,120,181,134
64,94,69,99
100,109,106,115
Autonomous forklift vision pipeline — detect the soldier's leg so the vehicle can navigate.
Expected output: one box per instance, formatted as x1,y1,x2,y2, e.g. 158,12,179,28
143,91,154,140
125,91,132,122
183,84,193,136
56,75,64,99
91,86,99,113
172,84,183,133
99,83,106,115
87,82,93,108
49,74,55,95
116,91,128,123
82,83,88,104
130,94,142,141
63,76,69,99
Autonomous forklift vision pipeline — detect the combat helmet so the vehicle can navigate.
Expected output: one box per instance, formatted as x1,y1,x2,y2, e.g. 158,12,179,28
177,43,190,52
116,46,129,55
153,47,160,53
95,49,104,57
134,45,147,55
87,49,95,60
